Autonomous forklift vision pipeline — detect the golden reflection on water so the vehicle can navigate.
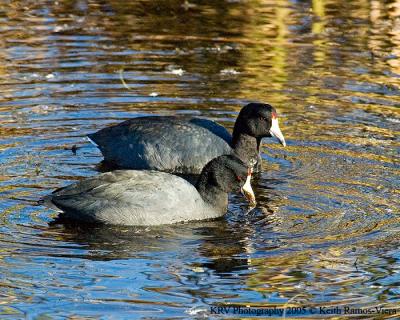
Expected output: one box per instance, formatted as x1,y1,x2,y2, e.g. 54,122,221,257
0,0,399,318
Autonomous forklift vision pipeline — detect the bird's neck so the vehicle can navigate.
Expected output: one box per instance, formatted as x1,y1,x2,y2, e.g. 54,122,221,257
196,181,228,214
231,132,260,165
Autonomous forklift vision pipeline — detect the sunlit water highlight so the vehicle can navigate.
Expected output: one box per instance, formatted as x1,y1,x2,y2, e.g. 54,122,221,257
0,0,399,318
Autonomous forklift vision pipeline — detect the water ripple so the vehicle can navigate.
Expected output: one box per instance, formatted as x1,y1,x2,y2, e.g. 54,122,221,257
0,0,399,318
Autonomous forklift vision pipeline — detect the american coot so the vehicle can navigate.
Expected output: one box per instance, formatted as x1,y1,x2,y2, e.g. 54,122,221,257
41,155,256,226
88,103,286,174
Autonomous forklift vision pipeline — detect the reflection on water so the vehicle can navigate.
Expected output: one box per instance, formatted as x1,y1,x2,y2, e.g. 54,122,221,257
0,0,399,318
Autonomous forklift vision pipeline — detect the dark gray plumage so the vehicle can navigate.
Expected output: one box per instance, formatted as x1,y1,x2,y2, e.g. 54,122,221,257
88,103,286,174
40,155,256,226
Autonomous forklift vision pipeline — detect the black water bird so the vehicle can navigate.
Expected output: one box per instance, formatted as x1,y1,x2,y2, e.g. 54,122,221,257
41,155,256,226
88,103,286,174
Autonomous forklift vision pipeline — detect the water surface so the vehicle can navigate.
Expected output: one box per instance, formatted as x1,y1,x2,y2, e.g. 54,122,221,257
0,0,399,318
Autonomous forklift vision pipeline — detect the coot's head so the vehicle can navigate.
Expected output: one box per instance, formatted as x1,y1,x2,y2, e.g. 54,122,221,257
233,103,286,146
196,155,256,206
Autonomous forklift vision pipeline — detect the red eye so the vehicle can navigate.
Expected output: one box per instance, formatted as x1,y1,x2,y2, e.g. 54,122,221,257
236,175,242,182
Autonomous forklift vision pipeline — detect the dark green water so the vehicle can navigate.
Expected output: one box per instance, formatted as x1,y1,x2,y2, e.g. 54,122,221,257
0,0,399,318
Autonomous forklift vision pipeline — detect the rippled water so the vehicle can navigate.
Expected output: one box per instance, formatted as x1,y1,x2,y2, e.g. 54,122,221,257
0,0,399,318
